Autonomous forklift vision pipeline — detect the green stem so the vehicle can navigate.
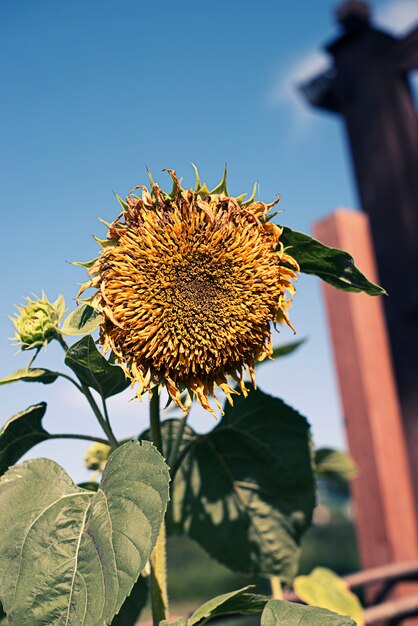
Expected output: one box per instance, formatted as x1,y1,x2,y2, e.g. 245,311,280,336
101,397,115,443
55,336,119,450
56,371,84,392
149,390,169,625
82,385,119,450
270,576,283,600
150,391,163,455
49,433,111,446
57,334,69,351
28,347,41,368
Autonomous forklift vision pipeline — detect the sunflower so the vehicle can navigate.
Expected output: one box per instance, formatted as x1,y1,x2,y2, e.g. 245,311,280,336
10,293,66,351
77,168,298,415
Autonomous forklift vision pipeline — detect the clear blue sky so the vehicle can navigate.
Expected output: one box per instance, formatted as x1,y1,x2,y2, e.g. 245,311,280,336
1,0,417,482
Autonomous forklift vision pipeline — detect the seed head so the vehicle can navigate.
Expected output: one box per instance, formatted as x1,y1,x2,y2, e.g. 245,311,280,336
78,168,299,415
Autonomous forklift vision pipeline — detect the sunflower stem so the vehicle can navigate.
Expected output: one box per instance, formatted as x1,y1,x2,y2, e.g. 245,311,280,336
149,391,169,625
55,336,119,449
27,347,41,368
81,385,119,450
270,576,283,600
55,371,84,392
101,396,116,445
150,390,164,455
56,334,69,352
49,433,111,446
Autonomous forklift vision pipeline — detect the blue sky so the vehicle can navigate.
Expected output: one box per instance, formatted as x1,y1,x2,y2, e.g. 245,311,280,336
1,0,417,482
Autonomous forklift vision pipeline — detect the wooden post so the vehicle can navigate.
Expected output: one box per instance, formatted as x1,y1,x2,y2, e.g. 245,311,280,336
314,209,418,573
300,1,418,508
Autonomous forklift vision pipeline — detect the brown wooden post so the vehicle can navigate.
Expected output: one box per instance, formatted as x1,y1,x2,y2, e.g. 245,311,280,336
300,0,418,509
314,209,418,573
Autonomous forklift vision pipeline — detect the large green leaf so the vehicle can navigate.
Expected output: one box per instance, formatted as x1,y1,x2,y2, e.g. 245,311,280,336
61,304,104,337
0,368,58,386
0,403,48,475
0,440,169,626
315,449,358,482
111,574,148,626
166,386,315,581
159,588,269,626
261,599,356,626
65,335,130,398
294,568,363,625
188,587,268,625
280,227,386,295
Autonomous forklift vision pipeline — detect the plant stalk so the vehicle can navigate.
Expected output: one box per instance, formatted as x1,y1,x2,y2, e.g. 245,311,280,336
149,390,169,625
81,385,119,450
55,335,119,449
49,433,111,446
270,576,283,600
56,334,70,351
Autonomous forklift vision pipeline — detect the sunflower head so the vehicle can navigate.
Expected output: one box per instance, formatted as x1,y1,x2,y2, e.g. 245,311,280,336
10,293,66,351
77,167,298,415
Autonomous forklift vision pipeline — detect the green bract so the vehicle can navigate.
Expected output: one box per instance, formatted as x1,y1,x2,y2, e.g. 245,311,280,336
10,293,66,351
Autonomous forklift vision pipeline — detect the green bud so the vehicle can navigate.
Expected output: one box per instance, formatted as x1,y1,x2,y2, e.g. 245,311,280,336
10,293,66,351
84,441,111,472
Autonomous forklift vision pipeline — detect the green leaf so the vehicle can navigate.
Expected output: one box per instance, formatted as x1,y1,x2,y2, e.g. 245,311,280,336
294,568,363,625
315,449,358,482
261,599,356,626
198,592,270,620
280,227,386,295
255,339,307,368
166,386,316,581
61,304,104,336
77,481,99,492
188,587,268,625
0,440,170,626
160,619,187,626
0,403,49,475
0,368,58,386
65,335,130,398
111,574,148,626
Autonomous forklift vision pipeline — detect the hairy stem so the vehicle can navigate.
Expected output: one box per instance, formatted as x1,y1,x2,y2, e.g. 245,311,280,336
149,391,169,625
27,347,41,368
49,433,111,446
56,334,70,351
270,576,283,600
150,391,164,455
56,336,119,449
56,371,84,392
82,385,119,450
101,397,115,443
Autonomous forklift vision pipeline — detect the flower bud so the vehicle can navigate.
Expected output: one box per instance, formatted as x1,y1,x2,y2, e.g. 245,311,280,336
84,442,111,472
11,293,66,351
